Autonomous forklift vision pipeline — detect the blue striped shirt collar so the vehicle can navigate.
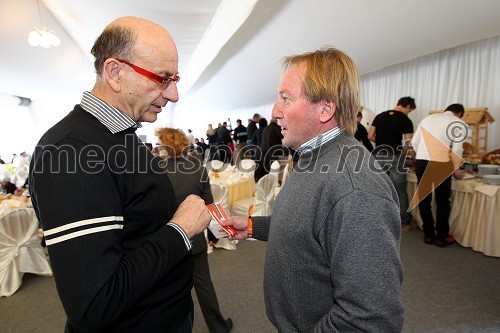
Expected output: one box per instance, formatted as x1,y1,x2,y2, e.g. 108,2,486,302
297,126,342,154
81,91,142,134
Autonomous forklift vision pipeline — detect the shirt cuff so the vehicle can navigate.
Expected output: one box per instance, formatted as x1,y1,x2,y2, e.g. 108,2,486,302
167,222,192,251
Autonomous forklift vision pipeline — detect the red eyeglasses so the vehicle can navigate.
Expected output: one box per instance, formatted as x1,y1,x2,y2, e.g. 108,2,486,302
114,58,180,90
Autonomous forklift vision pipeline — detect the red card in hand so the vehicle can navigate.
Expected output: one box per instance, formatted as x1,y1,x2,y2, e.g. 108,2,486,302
207,203,238,238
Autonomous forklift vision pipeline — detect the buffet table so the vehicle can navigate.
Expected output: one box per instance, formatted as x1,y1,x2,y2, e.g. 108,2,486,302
407,172,500,257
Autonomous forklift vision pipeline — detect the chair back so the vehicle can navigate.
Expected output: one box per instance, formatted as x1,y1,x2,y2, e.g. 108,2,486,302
269,160,281,185
210,183,230,213
253,174,277,216
0,208,52,297
281,162,291,186
238,159,256,172
206,159,225,171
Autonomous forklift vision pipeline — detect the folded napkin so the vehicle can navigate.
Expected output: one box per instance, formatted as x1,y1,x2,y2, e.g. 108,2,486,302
475,183,499,197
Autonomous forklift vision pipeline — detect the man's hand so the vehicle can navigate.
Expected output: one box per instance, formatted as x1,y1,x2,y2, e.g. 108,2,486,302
220,216,249,240
171,195,211,238
453,169,465,180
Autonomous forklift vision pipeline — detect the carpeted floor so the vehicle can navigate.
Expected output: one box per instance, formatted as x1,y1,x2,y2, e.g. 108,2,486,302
1,229,499,332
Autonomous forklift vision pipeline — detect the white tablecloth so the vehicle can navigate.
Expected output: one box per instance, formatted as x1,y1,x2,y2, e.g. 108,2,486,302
0,196,32,219
407,172,500,257
209,169,256,210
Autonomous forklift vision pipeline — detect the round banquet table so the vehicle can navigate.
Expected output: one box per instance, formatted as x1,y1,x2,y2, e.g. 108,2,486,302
208,169,256,211
407,172,500,257
0,196,32,219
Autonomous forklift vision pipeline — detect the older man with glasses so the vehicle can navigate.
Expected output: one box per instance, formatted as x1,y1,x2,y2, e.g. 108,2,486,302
29,16,212,333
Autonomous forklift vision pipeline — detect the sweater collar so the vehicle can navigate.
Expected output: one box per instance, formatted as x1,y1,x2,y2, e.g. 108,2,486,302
297,126,341,155
80,91,142,134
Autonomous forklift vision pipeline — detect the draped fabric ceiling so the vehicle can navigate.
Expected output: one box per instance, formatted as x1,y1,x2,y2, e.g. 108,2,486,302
1,0,500,110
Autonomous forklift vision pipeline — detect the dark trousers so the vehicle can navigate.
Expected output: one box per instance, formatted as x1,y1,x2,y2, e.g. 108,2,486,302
214,145,232,164
173,302,194,333
415,159,452,240
192,251,230,333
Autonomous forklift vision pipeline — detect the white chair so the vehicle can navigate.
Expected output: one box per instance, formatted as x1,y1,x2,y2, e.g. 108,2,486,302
269,160,281,183
281,162,291,186
209,184,237,250
210,183,229,213
0,208,52,297
237,159,256,181
238,159,256,172
269,160,282,198
206,159,224,171
231,173,277,217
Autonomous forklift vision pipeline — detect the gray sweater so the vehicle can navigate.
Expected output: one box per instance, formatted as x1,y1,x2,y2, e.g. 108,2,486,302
253,132,404,332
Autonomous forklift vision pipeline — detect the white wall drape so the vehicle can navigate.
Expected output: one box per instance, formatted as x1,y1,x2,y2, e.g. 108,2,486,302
360,35,500,152
2,37,499,158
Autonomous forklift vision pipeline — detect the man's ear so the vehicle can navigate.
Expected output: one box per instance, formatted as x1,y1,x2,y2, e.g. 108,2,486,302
103,58,122,92
319,100,336,123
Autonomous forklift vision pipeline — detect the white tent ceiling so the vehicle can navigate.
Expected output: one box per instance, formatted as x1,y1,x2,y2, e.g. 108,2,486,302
1,0,500,113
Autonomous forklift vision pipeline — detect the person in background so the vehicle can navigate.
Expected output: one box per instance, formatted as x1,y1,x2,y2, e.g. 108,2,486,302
194,137,209,158
29,16,211,332
186,129,195,147
232,119,247,166
411,103,466,247
13,151,30,188
222,47,403,332
206,124,218,145
199,138,209,147
216,122,232,163
246,113,260,145
1,178,17,194
156,127,233,333
206,124,218,161
354,111,373,152
368,96,415,231
252,117,268,180
232,119,248,146
258,117,284,180
251,117,267,147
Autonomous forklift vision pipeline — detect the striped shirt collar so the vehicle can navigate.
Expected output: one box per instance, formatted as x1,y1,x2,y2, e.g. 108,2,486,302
297,126,342,154
81,91,142,134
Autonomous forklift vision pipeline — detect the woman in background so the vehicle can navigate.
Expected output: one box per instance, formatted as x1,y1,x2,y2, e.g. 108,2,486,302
156,127,233,333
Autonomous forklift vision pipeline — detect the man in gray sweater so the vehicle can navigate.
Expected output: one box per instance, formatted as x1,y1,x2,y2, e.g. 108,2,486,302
223,48,404,332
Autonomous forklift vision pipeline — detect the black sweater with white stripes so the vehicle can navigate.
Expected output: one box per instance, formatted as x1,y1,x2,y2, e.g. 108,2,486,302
30,105,192,332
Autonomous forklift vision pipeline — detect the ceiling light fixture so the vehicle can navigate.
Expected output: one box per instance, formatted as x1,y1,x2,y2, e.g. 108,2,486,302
0,92,32,108
27,0,60,48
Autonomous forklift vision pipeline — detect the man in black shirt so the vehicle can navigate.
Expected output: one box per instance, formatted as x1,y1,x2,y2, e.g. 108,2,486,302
216,122,232,163
258,118,284,179
368,96,415,230
354,111,373,152
194,138,209,157
232,119,248,144
246,113,261,144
